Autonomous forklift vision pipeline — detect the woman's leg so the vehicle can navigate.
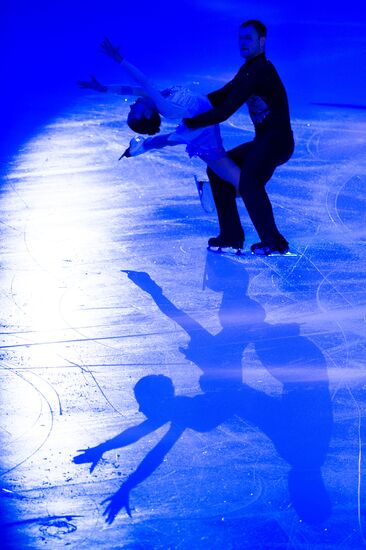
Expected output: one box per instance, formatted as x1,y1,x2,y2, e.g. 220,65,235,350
205,156,241,196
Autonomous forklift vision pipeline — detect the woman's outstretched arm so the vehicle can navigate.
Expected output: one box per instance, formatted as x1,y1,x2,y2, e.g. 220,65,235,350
78,74,146,96
100,37,185,119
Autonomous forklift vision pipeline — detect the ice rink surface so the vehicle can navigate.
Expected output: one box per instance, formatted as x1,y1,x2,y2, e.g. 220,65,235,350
1,2,366,548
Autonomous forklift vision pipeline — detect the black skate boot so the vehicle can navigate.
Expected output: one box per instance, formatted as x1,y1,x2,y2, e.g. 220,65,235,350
250,240,289,256
208,235,244,254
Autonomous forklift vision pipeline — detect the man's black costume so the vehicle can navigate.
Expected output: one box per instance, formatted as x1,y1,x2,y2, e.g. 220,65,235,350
184,53,294,253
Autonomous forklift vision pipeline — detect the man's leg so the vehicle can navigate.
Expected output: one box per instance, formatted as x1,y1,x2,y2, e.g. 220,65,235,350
240,164,286,246
238,137,290,252
206,142,253,248
207,168,244,247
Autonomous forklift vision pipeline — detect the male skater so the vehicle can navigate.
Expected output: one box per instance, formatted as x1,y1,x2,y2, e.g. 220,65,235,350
183,20,294,255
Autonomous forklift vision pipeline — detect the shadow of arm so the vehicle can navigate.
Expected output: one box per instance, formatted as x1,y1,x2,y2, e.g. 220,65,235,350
73,418,163,472
122,270,204,335
102,423,184,522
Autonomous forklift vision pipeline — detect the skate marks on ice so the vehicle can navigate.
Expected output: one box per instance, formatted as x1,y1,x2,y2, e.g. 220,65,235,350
1,96,366,547
329,174,366,237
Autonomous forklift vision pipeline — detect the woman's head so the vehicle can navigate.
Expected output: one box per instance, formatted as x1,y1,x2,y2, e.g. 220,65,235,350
127,97,161,135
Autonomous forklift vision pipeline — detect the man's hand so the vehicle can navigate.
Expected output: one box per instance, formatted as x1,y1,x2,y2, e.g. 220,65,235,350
77,75,107,92
73,446,104,473
100,37,123,64
182,117,198,129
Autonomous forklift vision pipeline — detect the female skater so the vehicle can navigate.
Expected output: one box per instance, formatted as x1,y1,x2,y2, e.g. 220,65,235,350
79,38,240,195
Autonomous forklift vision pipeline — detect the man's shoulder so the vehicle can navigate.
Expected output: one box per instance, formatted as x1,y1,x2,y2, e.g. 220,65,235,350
246,54,274,70
239,55,280,82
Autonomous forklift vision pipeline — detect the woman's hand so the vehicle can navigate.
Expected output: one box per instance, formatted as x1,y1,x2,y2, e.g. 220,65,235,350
77,75,107,92
100,37,123,64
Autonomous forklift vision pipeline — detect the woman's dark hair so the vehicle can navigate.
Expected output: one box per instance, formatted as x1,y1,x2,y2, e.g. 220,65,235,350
127,107,161,135
240,19,267,38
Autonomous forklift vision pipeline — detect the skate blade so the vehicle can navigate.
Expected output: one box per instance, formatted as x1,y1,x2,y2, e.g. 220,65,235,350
208,247,299,258
194,175,215,214
207,245,245,256
252,250,299,257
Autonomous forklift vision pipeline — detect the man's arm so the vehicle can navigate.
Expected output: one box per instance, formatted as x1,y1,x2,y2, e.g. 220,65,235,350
206,80,235,107
183,68,255,129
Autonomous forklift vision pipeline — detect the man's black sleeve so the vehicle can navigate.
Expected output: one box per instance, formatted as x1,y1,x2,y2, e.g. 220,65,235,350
184,69,255,129
207,81,234,107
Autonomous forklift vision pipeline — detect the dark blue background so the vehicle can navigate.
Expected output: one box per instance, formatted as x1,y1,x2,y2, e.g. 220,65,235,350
1,0,365,157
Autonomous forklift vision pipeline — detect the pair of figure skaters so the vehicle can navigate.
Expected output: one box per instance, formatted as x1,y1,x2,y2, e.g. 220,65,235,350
80,21,294,255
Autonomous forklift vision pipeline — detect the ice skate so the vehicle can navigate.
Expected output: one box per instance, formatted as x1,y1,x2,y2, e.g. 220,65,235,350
250,241,290,256
194,176,215,213
119,136,146,159
208,235,244,255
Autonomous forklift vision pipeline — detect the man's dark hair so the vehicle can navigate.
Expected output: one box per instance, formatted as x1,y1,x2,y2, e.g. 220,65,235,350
127,110,161,135
240,20,267,38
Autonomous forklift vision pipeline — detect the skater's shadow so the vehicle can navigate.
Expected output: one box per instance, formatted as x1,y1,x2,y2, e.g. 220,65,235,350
122,255,265,393
74,254,333,524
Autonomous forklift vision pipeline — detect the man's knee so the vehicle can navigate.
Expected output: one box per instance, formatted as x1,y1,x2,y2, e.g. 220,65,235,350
238,175,256,199
239,165,275,198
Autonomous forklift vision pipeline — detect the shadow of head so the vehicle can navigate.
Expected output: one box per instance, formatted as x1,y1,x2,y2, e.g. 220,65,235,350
203,252,266,330
134,374,175,419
